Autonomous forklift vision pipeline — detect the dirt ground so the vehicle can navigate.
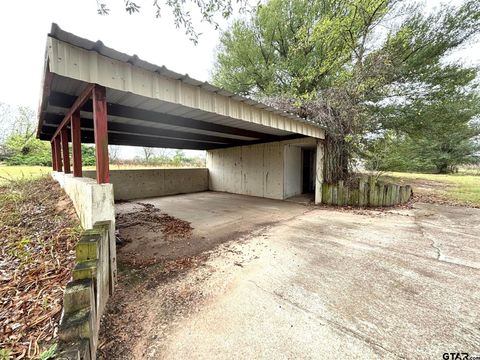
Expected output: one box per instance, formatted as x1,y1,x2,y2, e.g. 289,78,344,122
98,192,480,359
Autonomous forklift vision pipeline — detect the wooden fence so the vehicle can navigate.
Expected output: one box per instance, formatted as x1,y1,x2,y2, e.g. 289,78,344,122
321,177,412,207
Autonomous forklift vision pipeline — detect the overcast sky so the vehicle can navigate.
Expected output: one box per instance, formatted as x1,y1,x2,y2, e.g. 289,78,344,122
0,0,478,158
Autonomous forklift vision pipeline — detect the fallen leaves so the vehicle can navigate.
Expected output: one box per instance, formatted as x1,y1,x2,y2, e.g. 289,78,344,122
117,202,193,239
0,177,81,359
115,202,193,267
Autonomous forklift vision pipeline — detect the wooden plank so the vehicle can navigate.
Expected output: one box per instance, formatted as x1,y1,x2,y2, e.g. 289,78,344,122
92,85,109,184
332,184,338,205
337,181,344,206
368,176,375,207
359,179,365,207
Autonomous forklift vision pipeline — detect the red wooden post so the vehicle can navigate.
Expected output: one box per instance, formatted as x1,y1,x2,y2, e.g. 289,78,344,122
92,85,109,183
71,110,82,177
51,141,57,171
54,136,63,172
61,126,71,174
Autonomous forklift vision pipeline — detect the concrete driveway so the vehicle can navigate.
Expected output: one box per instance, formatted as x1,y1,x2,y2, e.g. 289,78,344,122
100,192,480,359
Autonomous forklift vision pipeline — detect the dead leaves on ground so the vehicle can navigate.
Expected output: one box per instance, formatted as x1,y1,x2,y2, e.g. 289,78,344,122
0,177,80,359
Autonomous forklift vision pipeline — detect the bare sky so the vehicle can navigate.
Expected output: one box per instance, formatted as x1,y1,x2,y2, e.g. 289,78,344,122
0,0,477,158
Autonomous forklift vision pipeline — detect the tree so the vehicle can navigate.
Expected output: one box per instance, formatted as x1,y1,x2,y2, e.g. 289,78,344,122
96,0,247,44
142,147,156,162
109,145,121,164
172,149,188,166
213,0,480,179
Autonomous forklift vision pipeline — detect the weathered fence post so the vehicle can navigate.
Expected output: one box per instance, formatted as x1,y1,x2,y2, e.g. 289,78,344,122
338,180,344,206
359,179,365,207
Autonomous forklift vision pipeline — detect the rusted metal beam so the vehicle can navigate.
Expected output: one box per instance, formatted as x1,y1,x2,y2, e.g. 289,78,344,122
71,110,82,177
92,85,109,184
50,84,95,142
61,126,71,173
54,136,63,172
51,141,57,171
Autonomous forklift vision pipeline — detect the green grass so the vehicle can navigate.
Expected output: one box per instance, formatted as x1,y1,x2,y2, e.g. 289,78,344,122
384,171,480,206
0,165,51,184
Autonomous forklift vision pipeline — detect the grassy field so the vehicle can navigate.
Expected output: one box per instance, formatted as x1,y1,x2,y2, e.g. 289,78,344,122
383,171,480,207
0,165,51,184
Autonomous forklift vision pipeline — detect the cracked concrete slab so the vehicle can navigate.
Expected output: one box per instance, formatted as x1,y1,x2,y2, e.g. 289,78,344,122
101,193,480,359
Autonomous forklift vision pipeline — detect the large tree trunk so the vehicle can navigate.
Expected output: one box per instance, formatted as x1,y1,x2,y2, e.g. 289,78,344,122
323,135,350,183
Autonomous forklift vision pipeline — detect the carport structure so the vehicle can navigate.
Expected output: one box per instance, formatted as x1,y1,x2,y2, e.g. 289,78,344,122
37,24,326,203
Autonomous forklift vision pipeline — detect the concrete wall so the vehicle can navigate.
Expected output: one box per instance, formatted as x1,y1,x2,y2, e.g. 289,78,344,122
83,168,208,200
207,142,285,200
52,172,115,230
284,145,302,198
207,138,319,200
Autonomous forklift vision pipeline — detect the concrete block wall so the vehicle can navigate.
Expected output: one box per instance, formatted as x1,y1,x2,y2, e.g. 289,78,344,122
83,168,208,201
57,224,111,359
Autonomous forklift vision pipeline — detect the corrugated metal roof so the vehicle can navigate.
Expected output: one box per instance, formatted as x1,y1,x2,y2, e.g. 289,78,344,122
37,24,326,149
48,23,322,129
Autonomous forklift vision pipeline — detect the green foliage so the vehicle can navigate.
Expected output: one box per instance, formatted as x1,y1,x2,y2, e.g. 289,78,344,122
213,0,392,97
81,145,96,166
5,135,52,166
38,344,57,360
0,349,10,360
213,0,480,176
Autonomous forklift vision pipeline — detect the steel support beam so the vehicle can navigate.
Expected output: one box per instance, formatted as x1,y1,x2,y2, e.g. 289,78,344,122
54,136,62,172
43,113,241,145
61,127,71,174
50,142,56,171
71,110,82,177
50,84,95,142
92,85,109,184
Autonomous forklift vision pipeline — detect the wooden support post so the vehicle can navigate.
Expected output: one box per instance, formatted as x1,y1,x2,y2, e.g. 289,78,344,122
51,142,57,171
61,126,71,174
54,136,63,172
92,85,109,184
359,179,365,207
71,111,82,177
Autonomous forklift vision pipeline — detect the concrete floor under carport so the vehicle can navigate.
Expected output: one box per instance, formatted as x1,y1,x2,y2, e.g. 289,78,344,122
114,191,311,264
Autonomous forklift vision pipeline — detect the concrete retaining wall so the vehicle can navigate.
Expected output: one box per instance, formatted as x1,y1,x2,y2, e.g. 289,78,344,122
51,172,116,359
83,168,208,200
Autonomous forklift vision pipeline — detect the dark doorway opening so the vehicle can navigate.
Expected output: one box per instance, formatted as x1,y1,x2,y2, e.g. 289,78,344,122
302,148,316,193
